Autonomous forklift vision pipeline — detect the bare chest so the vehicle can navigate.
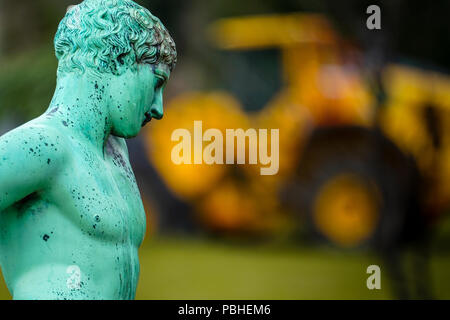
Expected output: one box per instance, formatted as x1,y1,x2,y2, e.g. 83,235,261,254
58,137,146,246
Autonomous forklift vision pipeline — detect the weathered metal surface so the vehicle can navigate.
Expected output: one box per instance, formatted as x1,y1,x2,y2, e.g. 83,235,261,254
0,0,176,300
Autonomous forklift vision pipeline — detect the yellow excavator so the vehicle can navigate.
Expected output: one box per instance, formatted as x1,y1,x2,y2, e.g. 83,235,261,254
143,13,450,250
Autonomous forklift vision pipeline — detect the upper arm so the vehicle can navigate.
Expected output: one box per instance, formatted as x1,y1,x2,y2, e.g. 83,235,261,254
0,124,66,211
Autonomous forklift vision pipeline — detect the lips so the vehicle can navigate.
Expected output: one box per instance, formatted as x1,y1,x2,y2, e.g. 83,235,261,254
142,111,152,127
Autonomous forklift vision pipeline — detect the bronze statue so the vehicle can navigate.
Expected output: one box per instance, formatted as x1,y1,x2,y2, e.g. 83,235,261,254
0,0,176,299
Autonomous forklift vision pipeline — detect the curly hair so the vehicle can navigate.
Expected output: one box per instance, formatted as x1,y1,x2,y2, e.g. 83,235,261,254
54,0,177,77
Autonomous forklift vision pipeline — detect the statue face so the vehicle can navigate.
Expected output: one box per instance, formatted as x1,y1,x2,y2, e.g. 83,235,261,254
108,63,170,138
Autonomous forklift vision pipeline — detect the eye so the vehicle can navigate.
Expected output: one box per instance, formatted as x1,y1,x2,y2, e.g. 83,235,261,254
155,76,165,89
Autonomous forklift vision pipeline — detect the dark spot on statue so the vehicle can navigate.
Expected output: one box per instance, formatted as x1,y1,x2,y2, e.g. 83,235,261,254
47,107,59,117
43,234,50,241
95,83,99,90
62,121,68,127
94,215,101,222
47,158,51,165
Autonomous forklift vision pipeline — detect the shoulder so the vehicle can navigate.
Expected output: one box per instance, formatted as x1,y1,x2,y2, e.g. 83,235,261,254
0,118,68,170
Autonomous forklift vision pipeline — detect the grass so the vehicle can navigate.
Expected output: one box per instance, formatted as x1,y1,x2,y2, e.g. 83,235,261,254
136,237,392,300
1,236,449,300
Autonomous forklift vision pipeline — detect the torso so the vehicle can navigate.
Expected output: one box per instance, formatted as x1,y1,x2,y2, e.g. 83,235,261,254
0,120,146,300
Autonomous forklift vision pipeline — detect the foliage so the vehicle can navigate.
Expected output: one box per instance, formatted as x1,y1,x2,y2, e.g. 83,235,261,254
0,47,57,120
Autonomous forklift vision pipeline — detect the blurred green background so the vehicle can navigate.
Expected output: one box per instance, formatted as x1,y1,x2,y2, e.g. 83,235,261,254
1,0,450,300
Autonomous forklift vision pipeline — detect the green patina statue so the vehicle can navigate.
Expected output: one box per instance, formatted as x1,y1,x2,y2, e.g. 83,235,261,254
0,0,176,299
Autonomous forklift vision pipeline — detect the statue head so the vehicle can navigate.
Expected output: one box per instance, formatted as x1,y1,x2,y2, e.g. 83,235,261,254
54,0,177,138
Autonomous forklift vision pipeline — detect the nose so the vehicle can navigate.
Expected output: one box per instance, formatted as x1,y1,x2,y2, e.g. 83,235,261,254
150,90,164,120
150,104,163,120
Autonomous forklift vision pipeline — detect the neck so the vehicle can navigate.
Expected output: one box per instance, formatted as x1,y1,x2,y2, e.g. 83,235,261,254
45,74,112,152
